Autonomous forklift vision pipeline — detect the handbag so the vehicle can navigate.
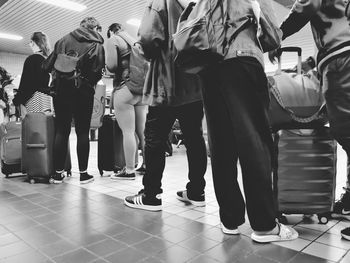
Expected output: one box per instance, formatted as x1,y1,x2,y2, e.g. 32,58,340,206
268,48,326,131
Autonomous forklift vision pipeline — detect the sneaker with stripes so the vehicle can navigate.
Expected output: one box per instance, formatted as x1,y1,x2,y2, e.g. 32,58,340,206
124,191,162,211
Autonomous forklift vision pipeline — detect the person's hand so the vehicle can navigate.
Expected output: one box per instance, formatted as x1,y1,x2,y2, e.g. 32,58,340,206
268,49,279,64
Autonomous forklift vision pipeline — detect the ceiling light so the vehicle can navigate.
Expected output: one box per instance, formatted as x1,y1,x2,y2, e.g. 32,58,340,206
126,19,141,27
36,0,87,12
0,33,23,40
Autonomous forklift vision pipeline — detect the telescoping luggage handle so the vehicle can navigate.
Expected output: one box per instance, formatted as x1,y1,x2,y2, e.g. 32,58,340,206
277,47,302,75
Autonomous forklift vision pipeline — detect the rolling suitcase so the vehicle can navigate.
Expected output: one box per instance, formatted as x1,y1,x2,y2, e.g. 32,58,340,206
21,112,71,184
273,127,336,224
98,114,127,176
0,120,22,177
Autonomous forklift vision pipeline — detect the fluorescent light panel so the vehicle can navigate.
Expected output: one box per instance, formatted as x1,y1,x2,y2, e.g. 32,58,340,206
0,33,23,40
127,18,141,27
36,0,87,12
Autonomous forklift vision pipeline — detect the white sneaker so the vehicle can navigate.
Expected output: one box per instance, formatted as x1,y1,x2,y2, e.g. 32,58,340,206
221,222,239,235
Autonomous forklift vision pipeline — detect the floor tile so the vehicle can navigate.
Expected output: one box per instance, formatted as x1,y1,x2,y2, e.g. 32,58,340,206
52,248,98,263
158,228,193,244
178,235,219,253
315,232,350,250
303,242,347,262
288,252,333,263
113,228,151,245
133,236,173,256
254,244,298,262
85,238,127,257
105,247,148,263
39,239,80,258
156,245,199,263
0,241,33,259
339,251,350,263
0,250,51,263
0,233,20,247
273,237,311,251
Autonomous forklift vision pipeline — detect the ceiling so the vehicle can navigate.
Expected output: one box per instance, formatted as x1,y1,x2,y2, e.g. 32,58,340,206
0,0,147,55
0,0,294,56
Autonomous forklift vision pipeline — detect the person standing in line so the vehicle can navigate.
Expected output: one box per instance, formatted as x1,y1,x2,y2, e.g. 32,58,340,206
269,0,350,241
105,23,148,180
43,17,105,184
196,0,299,241
13,32,52,114
124,0,208,211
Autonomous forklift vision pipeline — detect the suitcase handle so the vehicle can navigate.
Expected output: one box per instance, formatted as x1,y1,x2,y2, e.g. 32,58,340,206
26,144,46,149
277,47,302,75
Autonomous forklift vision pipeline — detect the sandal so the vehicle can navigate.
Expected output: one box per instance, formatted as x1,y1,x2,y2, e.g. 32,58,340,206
251,223,298,243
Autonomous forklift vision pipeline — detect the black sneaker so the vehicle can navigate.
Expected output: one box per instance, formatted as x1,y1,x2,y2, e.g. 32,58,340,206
52,172,65,184
80,173,94,184
341,227,350,241
176,190,205,207
110,167,136,180
331,188,350,220
124,192,162,211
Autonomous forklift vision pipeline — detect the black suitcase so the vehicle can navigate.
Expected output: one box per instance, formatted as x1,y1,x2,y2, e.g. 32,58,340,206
98,114,126,176
273,127,336,224
21,112,71,184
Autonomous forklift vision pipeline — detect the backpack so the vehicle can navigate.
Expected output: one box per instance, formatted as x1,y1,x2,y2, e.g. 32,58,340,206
116,33,149,95
173,0,282,74
53,43,97,87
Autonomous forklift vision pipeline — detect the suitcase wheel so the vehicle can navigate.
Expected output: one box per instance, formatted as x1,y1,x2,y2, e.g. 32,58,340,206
29,178,36,184
48,178,54,184
317,213,329,224
66,171,72,177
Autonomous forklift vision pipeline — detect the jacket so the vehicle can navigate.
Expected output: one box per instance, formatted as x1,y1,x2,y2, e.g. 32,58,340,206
223,0,279,67
138,0,202,107
43,27,105,90
280,0,350,72
13,53,50,106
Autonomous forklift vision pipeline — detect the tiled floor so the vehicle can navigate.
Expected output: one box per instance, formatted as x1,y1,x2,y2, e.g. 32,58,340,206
0,131,350,263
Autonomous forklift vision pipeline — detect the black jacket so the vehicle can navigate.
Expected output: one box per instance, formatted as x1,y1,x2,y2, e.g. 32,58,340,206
13,53,50,106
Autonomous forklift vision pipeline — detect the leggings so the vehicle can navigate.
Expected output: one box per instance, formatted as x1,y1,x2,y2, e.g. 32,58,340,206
53,85,94,172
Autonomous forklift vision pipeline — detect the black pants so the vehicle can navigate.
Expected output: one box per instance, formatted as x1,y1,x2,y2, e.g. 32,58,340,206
200,57,276,231
53,82,94,172
142,101,207,197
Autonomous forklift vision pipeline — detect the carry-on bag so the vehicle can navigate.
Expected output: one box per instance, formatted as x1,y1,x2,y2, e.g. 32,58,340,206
0,120,22,177
21,112,71,184
90,81,106,129
268,47,326,131
98,113,126,176
273,127,336,224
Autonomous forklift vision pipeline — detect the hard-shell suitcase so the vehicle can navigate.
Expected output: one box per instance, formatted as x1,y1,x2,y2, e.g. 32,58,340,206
98,114,127,176
21,112,71,184
0,120,22,177
273,127,336,224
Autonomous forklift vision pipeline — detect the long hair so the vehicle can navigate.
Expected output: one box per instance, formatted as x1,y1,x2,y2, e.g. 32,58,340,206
31,31,51,57
107,23,122,38
0,66,13,87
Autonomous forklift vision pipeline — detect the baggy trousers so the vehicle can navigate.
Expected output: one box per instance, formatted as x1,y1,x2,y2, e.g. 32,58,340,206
200,57,276,231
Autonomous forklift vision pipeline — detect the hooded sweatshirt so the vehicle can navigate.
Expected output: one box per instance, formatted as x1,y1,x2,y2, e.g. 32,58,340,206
43,27,105,89
280,0,350,73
